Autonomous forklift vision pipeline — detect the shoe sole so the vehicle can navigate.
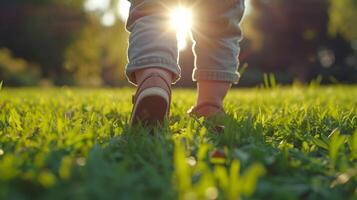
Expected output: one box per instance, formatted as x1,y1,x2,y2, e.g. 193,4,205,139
131,87,169,125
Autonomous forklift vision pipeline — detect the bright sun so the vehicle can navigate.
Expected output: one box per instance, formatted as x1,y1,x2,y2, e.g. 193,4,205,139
115,1,193,51
170,7,193,51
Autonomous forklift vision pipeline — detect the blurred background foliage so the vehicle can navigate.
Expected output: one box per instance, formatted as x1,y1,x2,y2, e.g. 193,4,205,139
0,0,356,87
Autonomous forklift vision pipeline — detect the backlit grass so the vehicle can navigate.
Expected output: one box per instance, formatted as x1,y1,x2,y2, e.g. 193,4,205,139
0,86,356,200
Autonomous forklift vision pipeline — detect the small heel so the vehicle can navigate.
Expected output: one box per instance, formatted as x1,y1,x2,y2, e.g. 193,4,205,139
130,73,172,126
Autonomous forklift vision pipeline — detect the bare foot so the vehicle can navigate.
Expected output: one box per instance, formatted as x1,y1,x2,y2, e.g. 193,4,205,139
194,80,231,117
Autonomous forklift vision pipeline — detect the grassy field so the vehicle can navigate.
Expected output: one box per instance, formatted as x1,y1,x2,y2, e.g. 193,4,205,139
0,86,356,200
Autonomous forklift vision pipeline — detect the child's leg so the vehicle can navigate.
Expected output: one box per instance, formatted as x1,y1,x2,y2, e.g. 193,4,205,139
196,81,231,108
135,68,172,87
126,0,180,124
191,0,245,117
126,0,180,85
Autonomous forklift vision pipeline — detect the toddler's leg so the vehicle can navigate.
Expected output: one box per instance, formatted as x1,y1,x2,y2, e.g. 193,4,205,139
191,0,245,117
126,0,180,124
126,0,180,85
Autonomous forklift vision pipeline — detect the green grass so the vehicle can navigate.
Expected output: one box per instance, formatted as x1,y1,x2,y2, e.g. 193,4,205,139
0,86,356,200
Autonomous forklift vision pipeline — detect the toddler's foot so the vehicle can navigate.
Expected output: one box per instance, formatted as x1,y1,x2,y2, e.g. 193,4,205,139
188,81,231,132
130,72,171,126
187,102,225,118
187,102,226,133
191,80,231,118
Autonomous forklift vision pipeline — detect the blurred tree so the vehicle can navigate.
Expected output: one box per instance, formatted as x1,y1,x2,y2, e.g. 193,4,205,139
64,16,128,86
64,20,103,86
242,0,328,82
0,0,87,83
0,0,129,86
0,48,40,86
239,0,357,84
100,22,129,86
329,0,357,40
1,0,355,86
65,0,129,86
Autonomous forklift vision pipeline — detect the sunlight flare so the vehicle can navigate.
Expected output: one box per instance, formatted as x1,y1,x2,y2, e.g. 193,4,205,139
118,0,130,21
170,7,193,51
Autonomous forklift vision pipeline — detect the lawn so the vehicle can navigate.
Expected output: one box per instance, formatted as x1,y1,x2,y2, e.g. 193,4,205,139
0,86,356,200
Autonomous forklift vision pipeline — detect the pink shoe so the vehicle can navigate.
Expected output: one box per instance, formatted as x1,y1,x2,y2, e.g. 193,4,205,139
130,73,171,126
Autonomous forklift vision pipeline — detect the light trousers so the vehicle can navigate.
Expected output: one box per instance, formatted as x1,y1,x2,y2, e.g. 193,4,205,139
126,0,245,84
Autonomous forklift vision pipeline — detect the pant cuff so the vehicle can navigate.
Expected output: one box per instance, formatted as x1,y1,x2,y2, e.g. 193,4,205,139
126,57,181,85
192,69,240,84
